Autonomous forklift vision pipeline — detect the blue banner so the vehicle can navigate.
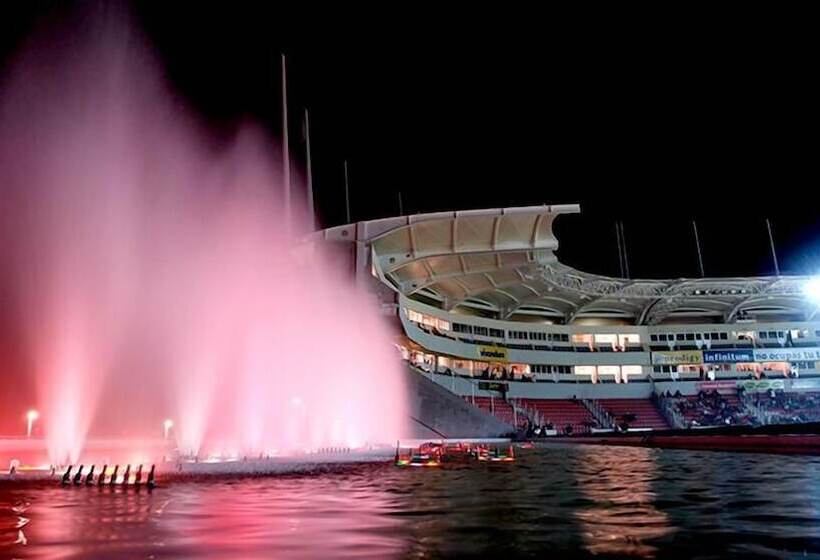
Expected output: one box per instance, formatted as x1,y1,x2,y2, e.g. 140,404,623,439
703,349,754,363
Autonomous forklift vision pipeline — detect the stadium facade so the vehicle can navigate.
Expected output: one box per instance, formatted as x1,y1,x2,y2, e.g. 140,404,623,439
311,205,820,433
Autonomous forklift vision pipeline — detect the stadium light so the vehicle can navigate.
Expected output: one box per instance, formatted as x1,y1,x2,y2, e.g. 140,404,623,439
803,278,820,304
26,409,39,438
163,419,174,440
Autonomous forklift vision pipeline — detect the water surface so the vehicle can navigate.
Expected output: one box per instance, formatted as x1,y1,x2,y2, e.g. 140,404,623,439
2,444,820,559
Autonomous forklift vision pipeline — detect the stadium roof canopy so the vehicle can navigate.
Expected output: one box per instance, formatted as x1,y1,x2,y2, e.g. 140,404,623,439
313,205,816,325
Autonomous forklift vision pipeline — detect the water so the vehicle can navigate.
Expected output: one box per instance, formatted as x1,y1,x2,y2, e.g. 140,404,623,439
3,445,820,559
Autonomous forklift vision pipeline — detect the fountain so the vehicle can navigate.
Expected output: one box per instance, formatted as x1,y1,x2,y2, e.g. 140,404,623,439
0,8,406,472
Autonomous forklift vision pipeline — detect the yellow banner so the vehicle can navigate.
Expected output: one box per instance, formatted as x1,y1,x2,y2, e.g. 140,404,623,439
477,345,509,362
651,350,703,365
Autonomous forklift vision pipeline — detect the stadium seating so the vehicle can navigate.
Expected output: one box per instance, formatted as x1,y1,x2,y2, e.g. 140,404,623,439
599,398,669,430
469,396,519,426
747,391,820,424
516,399,596,434
670,391,755,427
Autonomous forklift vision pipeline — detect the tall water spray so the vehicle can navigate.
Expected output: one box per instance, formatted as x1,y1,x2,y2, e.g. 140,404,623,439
0,11,406,464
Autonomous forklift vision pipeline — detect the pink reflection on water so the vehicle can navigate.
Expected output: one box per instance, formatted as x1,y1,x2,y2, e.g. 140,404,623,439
0,8,405,465
1,467,405,559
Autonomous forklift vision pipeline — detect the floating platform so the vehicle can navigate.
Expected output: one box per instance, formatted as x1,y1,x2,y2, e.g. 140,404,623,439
0,447,397,485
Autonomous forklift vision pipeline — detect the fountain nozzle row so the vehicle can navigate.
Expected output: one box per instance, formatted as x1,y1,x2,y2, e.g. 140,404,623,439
60,463,156,488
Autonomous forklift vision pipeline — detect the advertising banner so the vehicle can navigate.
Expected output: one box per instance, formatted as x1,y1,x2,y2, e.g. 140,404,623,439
737,379,786,392
477,345,509,362
753,347,820,362
697,380,738,392
478,381,508,392
702,349,754,363
651,350,703,365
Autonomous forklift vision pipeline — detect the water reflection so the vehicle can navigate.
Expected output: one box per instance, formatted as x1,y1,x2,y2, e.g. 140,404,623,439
3,448,820,558
572,446,674,557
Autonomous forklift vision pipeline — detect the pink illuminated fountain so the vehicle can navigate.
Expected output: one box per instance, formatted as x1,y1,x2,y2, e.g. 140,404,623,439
0,10,406,469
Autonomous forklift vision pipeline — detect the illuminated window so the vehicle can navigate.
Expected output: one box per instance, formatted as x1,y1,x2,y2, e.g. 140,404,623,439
618,333,641,345
574,365,597,382
572,334,594,344
598,365,620,378
621,365,643,382
593,334,617,345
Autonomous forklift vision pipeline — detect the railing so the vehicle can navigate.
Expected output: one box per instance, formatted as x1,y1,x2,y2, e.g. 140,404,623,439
582,399,613,429
654,394,686,429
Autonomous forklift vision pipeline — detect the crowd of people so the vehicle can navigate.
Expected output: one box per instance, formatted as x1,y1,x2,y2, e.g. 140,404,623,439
478,366,535,382
748,390,820,424
665,390,757,428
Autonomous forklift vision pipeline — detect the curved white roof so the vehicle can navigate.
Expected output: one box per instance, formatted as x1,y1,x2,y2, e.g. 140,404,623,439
313,205,815,325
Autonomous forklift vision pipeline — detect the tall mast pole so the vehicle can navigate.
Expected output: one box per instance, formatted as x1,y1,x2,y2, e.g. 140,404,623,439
693,220,705,277
343,160,351,224
304,108,315,230
766,218,780,276
281,54,291,232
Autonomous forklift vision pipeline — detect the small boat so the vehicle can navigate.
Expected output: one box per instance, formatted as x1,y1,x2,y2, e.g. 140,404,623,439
395,440,516,467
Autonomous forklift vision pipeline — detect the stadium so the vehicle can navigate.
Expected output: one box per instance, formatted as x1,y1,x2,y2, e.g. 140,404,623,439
312,203,820,443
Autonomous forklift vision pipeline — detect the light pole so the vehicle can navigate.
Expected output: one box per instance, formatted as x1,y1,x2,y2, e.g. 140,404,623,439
26,409,39,438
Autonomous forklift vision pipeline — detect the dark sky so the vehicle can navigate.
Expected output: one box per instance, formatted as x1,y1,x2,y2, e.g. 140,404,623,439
2,2,816,280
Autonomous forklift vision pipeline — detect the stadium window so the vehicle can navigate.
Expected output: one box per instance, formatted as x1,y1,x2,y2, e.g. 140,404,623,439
572,333,594,344
720,332,728,340
575,365,596,380
598,365,620,379
618,333,641,346
676,334,685,341
650,334,658,342
474,326,489,337
621,365,642,382
685,333,695,341
489,328,504,338
653,366,661,373
695,333,702,340
759,332,768,339
658,334,667,341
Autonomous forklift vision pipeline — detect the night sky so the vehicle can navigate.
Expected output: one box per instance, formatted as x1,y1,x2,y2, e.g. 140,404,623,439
2,3,815,280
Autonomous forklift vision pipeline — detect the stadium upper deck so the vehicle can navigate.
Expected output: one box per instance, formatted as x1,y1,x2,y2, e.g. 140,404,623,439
312,204,813,325
310,205,820,387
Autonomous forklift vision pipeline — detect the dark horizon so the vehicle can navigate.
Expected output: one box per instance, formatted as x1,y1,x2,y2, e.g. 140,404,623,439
2,3,815,280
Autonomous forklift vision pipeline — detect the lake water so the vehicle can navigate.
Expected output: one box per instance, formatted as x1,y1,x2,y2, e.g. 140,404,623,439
2,444,820,559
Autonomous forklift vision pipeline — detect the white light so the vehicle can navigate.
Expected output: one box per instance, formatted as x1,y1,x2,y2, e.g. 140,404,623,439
290,397,303,407
804,278,820,304
26,409,39,438
163,419,174,439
